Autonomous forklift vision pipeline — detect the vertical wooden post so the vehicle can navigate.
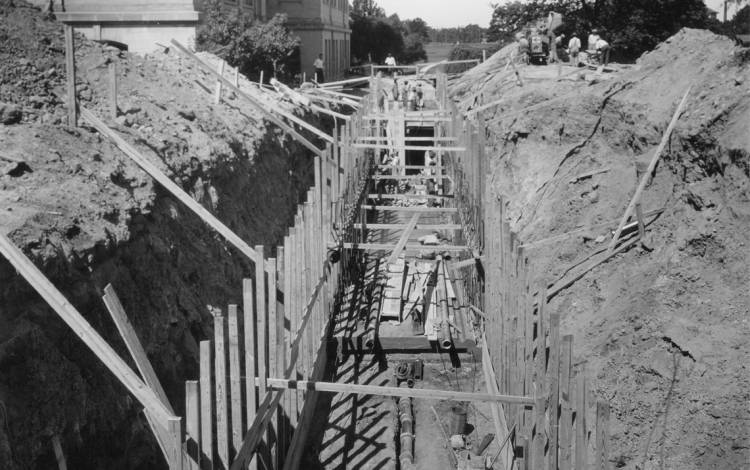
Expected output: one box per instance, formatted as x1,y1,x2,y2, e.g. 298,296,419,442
267,257,278,468
199,341,213,470
228,305,243,457
548,313,561,470
167,417,184,470
259,70,264,87
64,24,77,127
575,365,587,470
234,67,240,87
560,335,573,470
532,285,547,469
242,279,258,470
108,61,117,119
215,60,225,104
596,400,610,470
214,313,230,469
185,381,200,470
255,247,267,398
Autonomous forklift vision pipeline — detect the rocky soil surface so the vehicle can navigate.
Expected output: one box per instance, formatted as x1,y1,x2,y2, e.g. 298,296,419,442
0,1,327,468
452,28,749,470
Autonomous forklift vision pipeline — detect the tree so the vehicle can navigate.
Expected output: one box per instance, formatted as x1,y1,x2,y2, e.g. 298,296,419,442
196,1,299,81
352,0,385,17
404,18,431,42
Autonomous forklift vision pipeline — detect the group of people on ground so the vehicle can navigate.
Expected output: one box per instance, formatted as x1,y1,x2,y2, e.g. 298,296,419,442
385,76,425,111
517,28,611,66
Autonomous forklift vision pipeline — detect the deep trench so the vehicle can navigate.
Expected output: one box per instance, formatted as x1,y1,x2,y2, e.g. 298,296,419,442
0,120,324,470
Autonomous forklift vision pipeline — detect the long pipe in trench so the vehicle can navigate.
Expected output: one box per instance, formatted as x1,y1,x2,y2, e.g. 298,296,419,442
398,385,416,470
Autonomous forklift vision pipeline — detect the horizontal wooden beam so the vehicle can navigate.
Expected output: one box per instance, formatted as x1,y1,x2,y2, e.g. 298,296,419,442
376,164,448,170
367,193,453,200
263,378,536,405
356,137,458,142
361,205,457,212
354,223,462,230
371,174,453,181
352,143,465,152
340,242,469,252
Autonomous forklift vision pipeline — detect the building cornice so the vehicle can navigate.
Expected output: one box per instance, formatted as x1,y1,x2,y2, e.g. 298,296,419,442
55,11,200,23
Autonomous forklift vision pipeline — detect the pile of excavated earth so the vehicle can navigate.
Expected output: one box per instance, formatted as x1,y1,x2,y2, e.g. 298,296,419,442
1,0,748,467
453,28,749,470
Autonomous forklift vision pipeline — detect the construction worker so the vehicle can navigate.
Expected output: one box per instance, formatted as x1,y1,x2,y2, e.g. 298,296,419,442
595,37,611,66
518,33,530,65
313,53,325,83
568,33,581,66
416,83,424,109
385,53,397,75
588,29,600,53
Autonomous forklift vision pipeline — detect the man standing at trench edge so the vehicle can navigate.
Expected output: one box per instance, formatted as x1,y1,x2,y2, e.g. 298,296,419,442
314,53,325,83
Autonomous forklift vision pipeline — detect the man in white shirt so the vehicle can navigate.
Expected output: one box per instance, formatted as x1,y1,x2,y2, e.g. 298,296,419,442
384,53,396,74
568,34,581,66
313,53,324,83
588,30,600,52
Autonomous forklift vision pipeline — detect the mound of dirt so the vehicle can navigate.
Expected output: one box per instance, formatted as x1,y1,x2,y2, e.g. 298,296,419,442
0,2,325,468
452,28,749,470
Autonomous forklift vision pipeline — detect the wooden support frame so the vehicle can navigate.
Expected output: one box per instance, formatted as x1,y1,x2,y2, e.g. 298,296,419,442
0,234,175,426
64,24,77,127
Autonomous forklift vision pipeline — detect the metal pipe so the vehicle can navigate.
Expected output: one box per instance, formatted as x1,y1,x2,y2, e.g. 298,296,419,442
398,385,416,469
436,260,453,350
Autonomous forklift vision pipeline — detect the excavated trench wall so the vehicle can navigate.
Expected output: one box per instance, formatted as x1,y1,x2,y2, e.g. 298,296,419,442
0,124,318,470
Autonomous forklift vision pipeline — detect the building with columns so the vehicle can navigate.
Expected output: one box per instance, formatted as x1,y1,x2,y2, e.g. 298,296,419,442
55,0,350,81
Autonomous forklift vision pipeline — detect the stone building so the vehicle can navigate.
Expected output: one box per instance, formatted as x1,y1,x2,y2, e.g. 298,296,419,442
55,0,351,80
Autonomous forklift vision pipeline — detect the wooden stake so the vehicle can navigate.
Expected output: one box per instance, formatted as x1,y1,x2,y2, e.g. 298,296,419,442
215,60,225,104
199,341,213,470
167,418,184,470
214,313,230,469
64,24,77,127
560,335,573,470
108,61,117,119
255,245,268,398
185,381,200,470
549,313,561,470
607,87,691,252
242,279,258,470
228,305,243,456
575,365,587,470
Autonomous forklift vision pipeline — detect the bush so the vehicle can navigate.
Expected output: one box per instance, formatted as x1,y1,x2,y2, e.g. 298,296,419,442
196,0,300,81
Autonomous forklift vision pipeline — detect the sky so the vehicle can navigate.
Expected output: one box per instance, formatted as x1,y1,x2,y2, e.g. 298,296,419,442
375,0,495,28
373,0,743,29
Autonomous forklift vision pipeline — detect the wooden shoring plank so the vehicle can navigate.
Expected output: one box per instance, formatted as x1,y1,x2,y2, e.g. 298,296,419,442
596,400,610,470
532,286,547,469
101,285,172,459
358,136,459,143
78,106,261,265
276,247,288,462
575,365,587,470
230,255,330,470
386,213,420,266
481,331,514,470
284,233,298,431
64,24,77,127
607,87,691,253
523,278,534,434
0,234,173,425
263,377,535,405
360,204,457,212
102,285,172,408
303,199,315,380
167,418,184,470
214,313,230,469
353,223,461,230
267,257,279,468
52,435,67,470
560,335,573,470
185,381,200,470
548,313,561,470
228,305,243,458
293,212,305,415
366,193,454,201
255,246,268,400
199,341,213,470
313,157,323,347
242,279,258,470
169,40,324,156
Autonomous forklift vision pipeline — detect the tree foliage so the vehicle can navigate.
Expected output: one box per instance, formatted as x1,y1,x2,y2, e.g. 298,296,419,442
428,24,486,43
196,0,299,81
350,0,427,64
487,0,717,61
